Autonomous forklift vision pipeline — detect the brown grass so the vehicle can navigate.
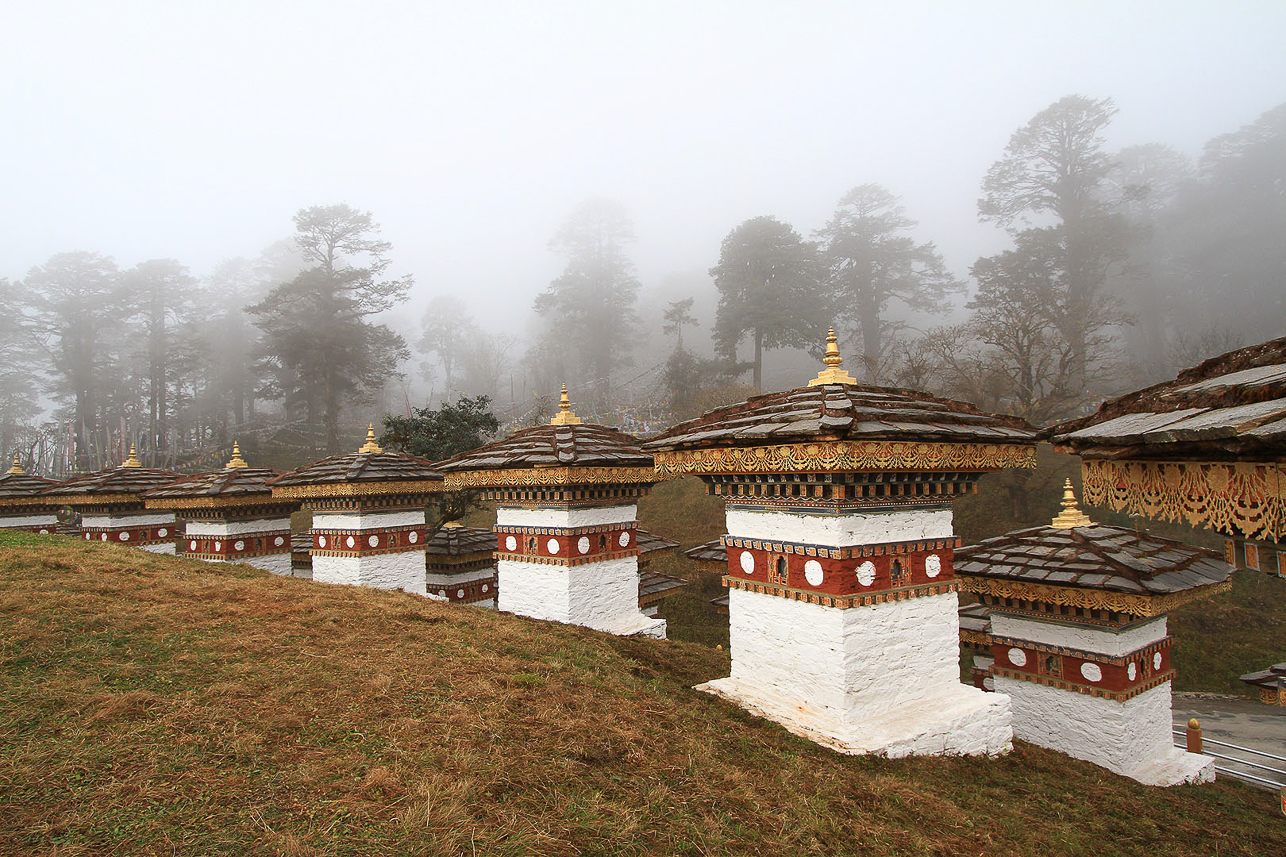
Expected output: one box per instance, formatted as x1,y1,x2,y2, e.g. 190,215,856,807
2,533,1285,856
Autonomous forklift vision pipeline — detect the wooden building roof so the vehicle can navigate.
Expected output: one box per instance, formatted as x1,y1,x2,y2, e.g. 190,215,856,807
269,428,442,499
1050,336,1286,461
437,423,653,473
0,455,60,507
957,525,1232,605
44,448,181,507
143,445,283,509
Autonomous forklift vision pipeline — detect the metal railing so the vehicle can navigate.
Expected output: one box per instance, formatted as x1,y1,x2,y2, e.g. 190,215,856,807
1175,719,1286,790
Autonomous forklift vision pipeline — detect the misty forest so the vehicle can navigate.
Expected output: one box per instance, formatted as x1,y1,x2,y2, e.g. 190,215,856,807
4,96,1282,480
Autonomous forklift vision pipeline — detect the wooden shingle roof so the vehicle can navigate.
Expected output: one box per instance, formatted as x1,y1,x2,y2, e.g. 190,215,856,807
437,423,653,472
1050,336,1286,460
45,463,181,504
646,383,1036,452
956,525,1233,599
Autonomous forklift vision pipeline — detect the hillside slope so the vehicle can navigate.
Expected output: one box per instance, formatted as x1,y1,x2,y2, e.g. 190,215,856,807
2,533,1283,857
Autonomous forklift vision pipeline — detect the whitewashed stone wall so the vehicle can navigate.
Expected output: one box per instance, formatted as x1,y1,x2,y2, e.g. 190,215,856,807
0,513,57,532
314,550,427,596
705,586,1009,757
495,554,665,639
997,677,1214,786
725,508,953,545
313,511,425,531
497,506,636,529
184,518,293,538
82,512,175,529
991,613,1167,656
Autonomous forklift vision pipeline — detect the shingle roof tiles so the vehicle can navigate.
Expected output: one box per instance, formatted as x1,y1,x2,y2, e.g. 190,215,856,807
437,423,652,472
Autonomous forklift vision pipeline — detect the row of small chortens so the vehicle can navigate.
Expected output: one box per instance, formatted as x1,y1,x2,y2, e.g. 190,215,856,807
5,329,1265,788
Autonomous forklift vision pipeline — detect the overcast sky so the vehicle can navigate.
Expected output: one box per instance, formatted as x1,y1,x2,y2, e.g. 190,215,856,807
3,1,1284,340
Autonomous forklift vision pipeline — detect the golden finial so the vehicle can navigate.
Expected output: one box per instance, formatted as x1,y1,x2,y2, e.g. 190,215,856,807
123,444,142,468
225,441,248,469
550,384,582,425
808,327,858,386
358,423,384,454
1050,478,1093,529
442,519,463,528
7,452,24,475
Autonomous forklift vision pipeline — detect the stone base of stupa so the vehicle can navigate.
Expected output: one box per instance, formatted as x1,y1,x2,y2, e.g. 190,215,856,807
497,556,667,638
697,676,1011,757
82,512,176,553
702,586,1009,757
996,677,1214,786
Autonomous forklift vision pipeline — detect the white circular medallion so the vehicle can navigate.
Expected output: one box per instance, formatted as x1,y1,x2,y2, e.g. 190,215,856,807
368,535,379,547
856,561,876,587
1127,662,1137,681
505,535,517,551
101,534,108,541
157,528,167,537
120,531,130,541
318,536,327,548
457,589,464,599
739,551,755,574
925,554,941,578
1080,662,1103,683
274,536,284,547
190,540,198,551
1007,647,1027,667
408,531,418,544
213,541,221,551
578,536,590,554
547,538,560,554
619,531,630,547
804,559,823,586
39,529,49,534
482,584,488,592
234,540,245,552
1153,652,1163,670
346,536,356,549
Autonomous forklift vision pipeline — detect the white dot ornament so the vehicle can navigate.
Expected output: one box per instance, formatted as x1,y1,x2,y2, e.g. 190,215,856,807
274,536,284,547
1153,652,1163,670
547,538,560,554
804,560,823,586
856,561,876,587
157,528,168,537
318,536,326,548
578,536,590,554
1127,662,1137,681
408,531,418,544
368,535,379,547
120,532,130,541
505,535,517,551
739,551,755,574
618,531,630,548
1080,662,1103,683
346,536,356,549
189,541,198,551
925,554,941,578
234,540,245,552
1007,647,1027,667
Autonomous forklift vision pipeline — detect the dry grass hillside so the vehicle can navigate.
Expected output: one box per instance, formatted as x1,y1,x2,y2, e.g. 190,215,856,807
2,532,1285,856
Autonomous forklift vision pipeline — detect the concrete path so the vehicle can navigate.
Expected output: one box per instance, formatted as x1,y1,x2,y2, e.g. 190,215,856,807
1173,694,1286,789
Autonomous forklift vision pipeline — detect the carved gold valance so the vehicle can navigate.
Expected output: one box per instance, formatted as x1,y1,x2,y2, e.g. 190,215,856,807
442,466,657,491
958,574,1232,618
270,479,443,500
652,440,1036,478
1081,458,1286,543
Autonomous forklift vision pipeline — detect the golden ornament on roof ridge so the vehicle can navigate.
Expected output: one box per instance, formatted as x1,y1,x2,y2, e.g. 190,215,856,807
808,327,858,386
550,384,583,425
123,444,142,468
7,452,24,475
1050,478,1093,529
226,441,249,469
358,423,384,454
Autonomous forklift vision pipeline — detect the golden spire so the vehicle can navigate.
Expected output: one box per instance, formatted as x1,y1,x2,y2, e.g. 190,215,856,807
358,423,384,454
550,384,582,425
808,327,858,386
225,441,248,469
7,452,24,475
1050,478,1093,529
123,444,142,468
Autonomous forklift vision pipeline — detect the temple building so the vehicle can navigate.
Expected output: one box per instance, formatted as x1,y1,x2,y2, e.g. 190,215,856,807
0,453,61,533
956,481,1231,786
635,530,686,617
424,521,499,607
269,427,443,595
1048,336,1286,704
645,330,1037,757
43,446,181,552
437,387,667,638
142,443,297,574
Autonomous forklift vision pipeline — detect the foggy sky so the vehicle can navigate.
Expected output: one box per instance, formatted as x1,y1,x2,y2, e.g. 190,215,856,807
3,1,1284,341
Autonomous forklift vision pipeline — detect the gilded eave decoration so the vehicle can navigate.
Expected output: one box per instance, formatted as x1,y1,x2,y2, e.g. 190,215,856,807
270,479,444,501
958,575,1233,618
143,495,296,511
651,440,1036,478
442,466,657,491
1081,458,1286,543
